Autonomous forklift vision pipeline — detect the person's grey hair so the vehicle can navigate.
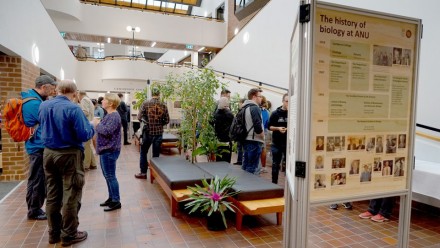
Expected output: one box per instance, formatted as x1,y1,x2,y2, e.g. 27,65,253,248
57,80,77,95
218,97,229,110
79,91,87,96
35,75,57,88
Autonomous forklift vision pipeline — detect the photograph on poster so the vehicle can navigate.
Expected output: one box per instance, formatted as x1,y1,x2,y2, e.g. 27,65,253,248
315,155,324,169
382,160,393,176
373,157,382,172
334,136,345,151
402,49,411,66
394,157,405,177
349,159,360,175
331,173,346,186
398,134,406,149
366,137,376,152
386,134,397,154
327,136,335,152
314,174,327,189
376,135,384,153
347,135,366,151
373,45,393,66
393,47,403,65
316,136,325,151
360,164,372,182
332,158,346,169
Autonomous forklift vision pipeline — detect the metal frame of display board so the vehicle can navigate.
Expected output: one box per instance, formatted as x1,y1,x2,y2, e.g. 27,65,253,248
285,1,422,247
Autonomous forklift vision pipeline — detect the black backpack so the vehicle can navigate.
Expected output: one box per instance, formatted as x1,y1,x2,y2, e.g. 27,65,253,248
229,105,253,142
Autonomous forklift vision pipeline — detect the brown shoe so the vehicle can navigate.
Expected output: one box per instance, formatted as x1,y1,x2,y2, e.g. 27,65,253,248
61,231,88,247
134,173,147,179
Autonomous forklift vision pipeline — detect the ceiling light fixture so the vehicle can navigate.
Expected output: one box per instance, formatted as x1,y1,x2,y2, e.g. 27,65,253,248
243,32,250,44
198,47,205,52
107,37,111,43
234,28,239,35
126,26,141,59
151,42,156,47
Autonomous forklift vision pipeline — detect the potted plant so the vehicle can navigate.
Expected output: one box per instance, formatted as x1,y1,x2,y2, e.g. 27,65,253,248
193,125,229,162
185,175,239,231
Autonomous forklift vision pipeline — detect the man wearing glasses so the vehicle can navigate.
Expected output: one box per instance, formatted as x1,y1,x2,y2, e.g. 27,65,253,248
21,75,57,220
241,88,265,174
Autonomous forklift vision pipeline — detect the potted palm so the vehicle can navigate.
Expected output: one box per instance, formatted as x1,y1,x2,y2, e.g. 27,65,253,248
185,175,239,230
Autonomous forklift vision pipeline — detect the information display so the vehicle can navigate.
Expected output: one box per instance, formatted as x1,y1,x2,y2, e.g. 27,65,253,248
310,6,419,202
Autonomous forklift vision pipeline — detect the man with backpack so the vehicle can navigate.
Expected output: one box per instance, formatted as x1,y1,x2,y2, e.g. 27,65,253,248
21,75,57,220
240,88,265,174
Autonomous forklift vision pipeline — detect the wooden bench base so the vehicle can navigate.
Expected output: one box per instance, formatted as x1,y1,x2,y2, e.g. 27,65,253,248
150,165,191,217
230,197,284,230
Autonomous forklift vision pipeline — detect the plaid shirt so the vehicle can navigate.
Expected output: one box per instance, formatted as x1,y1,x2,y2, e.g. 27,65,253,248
137,97,170,135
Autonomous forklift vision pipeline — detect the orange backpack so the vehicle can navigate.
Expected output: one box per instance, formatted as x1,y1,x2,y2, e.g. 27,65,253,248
2,97,38,142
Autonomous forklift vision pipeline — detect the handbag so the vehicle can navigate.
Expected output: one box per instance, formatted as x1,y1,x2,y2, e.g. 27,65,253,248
140,115,149,145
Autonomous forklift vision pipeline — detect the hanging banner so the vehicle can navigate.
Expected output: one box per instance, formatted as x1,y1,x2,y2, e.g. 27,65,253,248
310,5,420,202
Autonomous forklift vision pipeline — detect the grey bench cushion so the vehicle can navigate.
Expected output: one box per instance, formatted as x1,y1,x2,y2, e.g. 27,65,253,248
150,157,210,190
196,162,284,201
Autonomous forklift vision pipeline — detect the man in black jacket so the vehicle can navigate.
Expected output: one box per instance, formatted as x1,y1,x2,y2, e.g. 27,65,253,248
117,93,131,145
268,93,288,184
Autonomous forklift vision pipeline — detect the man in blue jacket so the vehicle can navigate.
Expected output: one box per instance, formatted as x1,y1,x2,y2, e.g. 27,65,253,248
39,80,95,246
21,75,57,220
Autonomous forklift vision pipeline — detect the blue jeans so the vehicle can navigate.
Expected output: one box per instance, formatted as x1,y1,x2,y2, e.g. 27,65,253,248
271,144,286,184
368,197,394,218
242,141,262,174
100,150,121,202
139,134,163,173
236,141,243,163
26,151,46,218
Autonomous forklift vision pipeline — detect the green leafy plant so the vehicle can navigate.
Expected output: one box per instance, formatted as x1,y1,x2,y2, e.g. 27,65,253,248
133,87,149,110
193,126,229,161
185,175,239,228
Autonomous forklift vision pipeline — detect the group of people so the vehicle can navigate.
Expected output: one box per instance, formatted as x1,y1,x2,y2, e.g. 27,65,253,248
210,88,289,185
20,75,162,246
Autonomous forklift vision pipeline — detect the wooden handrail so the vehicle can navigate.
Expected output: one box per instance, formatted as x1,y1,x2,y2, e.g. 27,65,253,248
416,131,440,143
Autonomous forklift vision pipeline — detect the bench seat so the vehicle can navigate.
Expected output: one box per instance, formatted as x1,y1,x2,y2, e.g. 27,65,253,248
149,157,285,230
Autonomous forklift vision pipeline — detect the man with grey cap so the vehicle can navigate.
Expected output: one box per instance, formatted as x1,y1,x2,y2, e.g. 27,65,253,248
21,75,57,220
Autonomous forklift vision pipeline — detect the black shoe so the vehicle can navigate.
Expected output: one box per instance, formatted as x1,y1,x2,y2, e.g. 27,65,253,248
124,142,132,145
104,202,121,212
329,204,339,210
49,235,61,244
342,202,353,209
89,166,97,170
99,198,112,207
134,173,147,179
233,162,242,165
61,231,88,247
28,213,47,220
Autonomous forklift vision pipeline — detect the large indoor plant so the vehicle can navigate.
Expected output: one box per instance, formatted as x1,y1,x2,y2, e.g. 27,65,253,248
185,175,238,230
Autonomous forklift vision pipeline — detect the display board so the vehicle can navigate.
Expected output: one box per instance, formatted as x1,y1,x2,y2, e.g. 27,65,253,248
310,5,419,202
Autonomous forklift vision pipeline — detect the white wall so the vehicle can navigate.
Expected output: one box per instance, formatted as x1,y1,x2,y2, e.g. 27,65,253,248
209,0,440,128
0,0,77,79
208,0,297,91
51,4,227,49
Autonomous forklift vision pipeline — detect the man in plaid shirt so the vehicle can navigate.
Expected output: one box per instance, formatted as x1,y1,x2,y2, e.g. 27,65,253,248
135,88,170,179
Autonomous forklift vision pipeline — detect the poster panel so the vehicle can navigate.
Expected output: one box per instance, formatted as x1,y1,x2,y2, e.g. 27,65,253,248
310,5,419,202
287,23,300,179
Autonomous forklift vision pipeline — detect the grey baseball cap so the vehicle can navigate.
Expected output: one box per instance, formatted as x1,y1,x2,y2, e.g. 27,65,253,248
35,75,57,87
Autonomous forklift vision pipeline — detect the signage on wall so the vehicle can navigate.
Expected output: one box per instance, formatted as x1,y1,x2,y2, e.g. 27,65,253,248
185,44,193,49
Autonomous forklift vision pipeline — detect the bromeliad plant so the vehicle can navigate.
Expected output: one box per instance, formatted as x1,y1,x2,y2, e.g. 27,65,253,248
185,175,239,228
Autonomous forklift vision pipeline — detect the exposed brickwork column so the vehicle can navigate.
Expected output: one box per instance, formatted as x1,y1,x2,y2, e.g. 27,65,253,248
0,55,40,181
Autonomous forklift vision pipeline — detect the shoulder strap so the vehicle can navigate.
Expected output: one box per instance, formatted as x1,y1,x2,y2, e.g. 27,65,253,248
22,97,39,104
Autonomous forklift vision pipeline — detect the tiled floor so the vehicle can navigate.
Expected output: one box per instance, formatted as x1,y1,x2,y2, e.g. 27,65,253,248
1,144,440,247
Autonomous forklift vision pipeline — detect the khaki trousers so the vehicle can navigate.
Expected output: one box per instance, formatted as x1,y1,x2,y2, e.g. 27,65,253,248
83,139,96,169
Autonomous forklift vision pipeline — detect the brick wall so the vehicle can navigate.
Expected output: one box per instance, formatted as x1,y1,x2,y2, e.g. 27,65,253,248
0,55,40,181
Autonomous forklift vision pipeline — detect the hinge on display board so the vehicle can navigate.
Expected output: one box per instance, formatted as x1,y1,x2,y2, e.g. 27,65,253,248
299,4,311,23
295,161,306,178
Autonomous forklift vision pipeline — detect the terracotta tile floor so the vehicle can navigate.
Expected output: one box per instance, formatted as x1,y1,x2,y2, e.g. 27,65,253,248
1,144,440,247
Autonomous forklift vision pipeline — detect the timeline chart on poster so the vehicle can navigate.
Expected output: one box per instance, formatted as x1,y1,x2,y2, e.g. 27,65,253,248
310,5,419,202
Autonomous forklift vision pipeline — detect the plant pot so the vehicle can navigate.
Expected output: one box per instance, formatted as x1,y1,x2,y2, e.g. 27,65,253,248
208,152,216,162
206,211,226,231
